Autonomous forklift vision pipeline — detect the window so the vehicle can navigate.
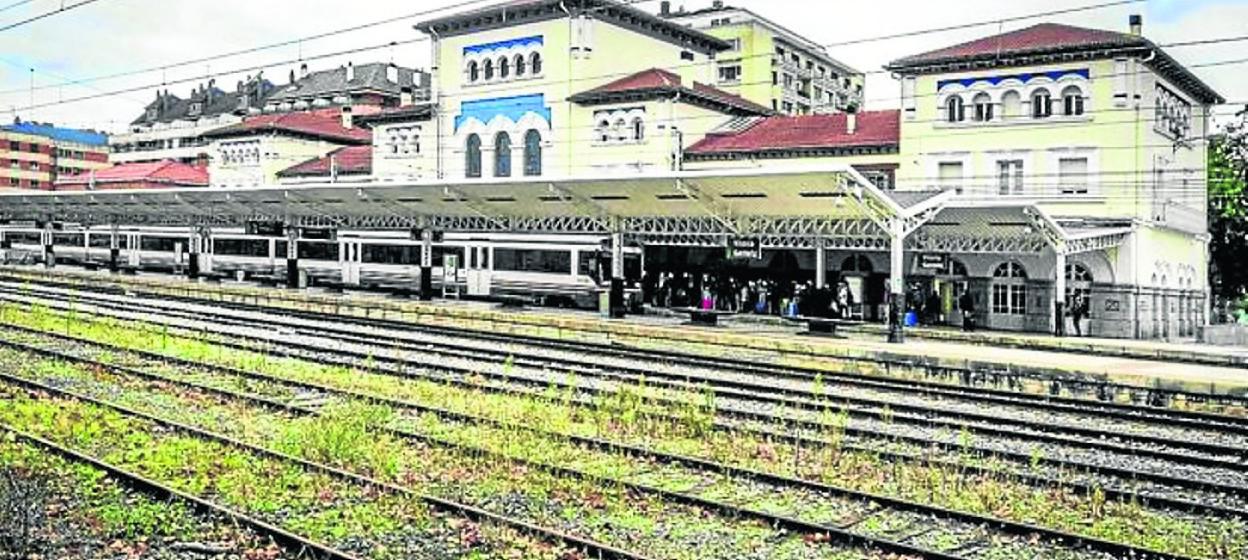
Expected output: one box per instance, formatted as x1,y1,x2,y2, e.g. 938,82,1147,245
468,61,480,82
938,162,964,194
530,52,543,75
8,141,18,151
523,130,542,177
718,64,742,83
597,119,611,143
631,117,644,141
614,118,628,141
498,57,510,79
1032,89,1052,118
1000,90,1022,119
946,96,965,123
1062,86,1084,116
465,134,482,178
783,74,794,88
997,160,1024,195
992,262,1028,315
494,132,511,177
28,162,38,171
1059,157,1089,194
972,93,993,122
8,177,16,186
782,101,793,113
515,54,527,77
726,38,741,52
681,50,695,61
483,59,494,80
771,72,778,86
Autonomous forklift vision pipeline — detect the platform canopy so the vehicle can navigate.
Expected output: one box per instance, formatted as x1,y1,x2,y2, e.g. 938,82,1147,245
0,165,1128,254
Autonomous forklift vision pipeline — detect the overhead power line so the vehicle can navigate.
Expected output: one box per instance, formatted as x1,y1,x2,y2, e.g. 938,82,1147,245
0,0,102,33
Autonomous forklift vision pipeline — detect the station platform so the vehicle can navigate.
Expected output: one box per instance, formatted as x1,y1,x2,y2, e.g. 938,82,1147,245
3,265,1246,398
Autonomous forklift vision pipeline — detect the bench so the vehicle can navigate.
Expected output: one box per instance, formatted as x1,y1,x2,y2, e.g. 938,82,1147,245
786,315,864,337
675,307,736,327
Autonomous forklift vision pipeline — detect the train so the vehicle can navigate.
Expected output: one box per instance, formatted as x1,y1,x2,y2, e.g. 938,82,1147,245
0,225,642,309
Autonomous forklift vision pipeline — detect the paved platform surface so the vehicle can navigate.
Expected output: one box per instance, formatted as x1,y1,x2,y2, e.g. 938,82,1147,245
6,266,1247,395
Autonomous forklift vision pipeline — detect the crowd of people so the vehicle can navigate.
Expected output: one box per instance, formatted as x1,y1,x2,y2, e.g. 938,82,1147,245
647,272,859,319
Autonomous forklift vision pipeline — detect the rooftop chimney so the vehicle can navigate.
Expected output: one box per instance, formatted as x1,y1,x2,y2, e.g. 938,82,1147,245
400,86,415,107
387,63,400,84
660,0,670,15
1129,14,1142,36
341,105,353,129
346,62,356,83
846,111,857,135
300,63,309,79
712,0,723,8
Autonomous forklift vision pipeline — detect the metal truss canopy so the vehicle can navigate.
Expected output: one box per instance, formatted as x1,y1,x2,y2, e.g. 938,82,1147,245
0,165,1129,255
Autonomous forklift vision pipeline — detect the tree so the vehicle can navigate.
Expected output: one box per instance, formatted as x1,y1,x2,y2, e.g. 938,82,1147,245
1208,106,1248,316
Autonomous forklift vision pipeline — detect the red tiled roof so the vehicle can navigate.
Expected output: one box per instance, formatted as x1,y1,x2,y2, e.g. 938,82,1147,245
889,23,1145,68
54,160,209,188
278,145,372,178
570,68,771,116
685,110,900,156
204,109,372,144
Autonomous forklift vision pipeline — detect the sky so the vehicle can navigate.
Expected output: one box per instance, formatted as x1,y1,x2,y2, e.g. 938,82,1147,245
0,0,1245,133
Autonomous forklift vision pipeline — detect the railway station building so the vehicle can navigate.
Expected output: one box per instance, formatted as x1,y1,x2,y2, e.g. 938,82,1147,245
0,2,1224,342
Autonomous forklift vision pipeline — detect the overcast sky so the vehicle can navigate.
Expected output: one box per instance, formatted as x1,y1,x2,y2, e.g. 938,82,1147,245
0,0,1245,133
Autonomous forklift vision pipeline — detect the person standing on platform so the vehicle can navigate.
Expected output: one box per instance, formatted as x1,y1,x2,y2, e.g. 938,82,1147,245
958,290,976,332
1071,293,1089,337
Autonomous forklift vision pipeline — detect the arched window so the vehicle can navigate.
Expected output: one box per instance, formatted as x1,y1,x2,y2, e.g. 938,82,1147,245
1065,262,1094,307
597,119,612,143
467,61,480,83
614,118,628,141
972,92,993,122
1000,90,1022,119
632,117,645,141
1066,263,1093,283
523,129,542,177
498,57,510,79
1032,88,1052,118
494,132,512,177
946,96,965,123
514,54,527,77
1062,86,1085,116
530,52,543,75
992,262,1028,315
483,59,495,81
465,134,482,178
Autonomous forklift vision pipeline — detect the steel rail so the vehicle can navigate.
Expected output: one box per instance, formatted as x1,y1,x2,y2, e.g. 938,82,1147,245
4,311,1247,521
5,270,1248,427
0,367,654,560
4,282,1245,471
5,269,1245,434
0,336,1203,560
0,425,364,560
0,351,971,560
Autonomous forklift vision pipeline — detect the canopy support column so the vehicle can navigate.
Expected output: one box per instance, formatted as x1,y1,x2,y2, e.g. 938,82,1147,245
815,238,827,289
610,230,625,319
108,224,120,273
420,227,434,301
285,226,301,289
1054,249,1067,337
888,221,905,344
186,227,201,280
41,221,53,269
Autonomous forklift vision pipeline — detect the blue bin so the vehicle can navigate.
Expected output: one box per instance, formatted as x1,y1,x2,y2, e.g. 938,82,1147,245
904,311,918,327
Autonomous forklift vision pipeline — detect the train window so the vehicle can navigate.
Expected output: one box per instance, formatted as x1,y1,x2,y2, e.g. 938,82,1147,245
6,232,41,245
432,246,462,268
494,249,571,274
298,240,339,261
214,238,270,257
53,234,85,246
362,244,420,265
88,235,130,249
140,237,182,252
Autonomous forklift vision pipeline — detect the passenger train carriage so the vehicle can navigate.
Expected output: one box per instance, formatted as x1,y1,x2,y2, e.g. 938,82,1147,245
0,226,640,309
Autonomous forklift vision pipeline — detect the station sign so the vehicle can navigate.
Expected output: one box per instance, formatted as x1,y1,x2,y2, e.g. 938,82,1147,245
727,237,762,260
246,220,285,237
300,227,337,241
919,253,949,270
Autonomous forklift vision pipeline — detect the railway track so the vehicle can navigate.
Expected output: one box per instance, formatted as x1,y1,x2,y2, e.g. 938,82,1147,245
5,282,1248,506
0,424,362,560
4,287,1248,522
5,267,1247,417
0,333,1206,560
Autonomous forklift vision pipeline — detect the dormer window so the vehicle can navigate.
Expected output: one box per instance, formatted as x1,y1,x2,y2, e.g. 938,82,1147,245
146,108,158,120
189,102,202,116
